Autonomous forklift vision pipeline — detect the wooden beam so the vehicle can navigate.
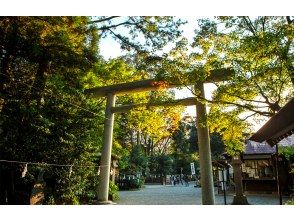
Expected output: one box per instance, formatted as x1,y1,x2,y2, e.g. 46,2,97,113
85,68,234,97
111,97,197,113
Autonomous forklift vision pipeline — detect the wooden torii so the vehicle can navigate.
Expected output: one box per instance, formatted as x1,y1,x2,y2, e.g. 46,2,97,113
86,68,233,205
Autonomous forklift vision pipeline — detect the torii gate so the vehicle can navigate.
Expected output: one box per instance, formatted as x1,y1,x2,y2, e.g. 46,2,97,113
86,68,233,205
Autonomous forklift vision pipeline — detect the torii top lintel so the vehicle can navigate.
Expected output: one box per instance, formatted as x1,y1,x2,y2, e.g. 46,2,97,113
85,68,234,97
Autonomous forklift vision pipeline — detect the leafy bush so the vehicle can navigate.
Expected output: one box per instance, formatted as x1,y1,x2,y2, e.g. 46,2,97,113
108,181,119,201
279,146,294,160
279,145,294,173
117,176,145,190
285,198,294,205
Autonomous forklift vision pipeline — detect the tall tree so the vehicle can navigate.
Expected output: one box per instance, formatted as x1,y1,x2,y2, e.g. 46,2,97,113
0,16,102,204
192,17,293,153
190,16,293,116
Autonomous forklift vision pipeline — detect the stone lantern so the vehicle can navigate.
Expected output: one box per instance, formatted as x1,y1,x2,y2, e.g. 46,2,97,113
231,154,249,205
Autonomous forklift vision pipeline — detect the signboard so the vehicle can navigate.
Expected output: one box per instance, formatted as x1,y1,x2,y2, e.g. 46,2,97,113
190,162,196,175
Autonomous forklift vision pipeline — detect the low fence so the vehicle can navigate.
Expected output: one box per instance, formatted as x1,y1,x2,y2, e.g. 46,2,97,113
145,175,165,184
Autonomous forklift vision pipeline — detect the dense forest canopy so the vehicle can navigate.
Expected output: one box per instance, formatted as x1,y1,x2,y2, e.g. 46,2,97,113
0,16,293,204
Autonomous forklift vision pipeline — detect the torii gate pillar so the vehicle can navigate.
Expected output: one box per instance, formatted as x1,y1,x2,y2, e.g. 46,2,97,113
195,82,215,205
97,93,116,203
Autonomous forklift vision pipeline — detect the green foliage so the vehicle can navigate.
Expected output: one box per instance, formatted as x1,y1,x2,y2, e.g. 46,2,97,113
170,117,228,174
129,177,145,189
149,154,173,175
285,198,294,205
146,17,293,158
172,117,226,159
208,106,250,156
114,144,130,171
0,16,103,204
279,145,294,173
193,16,293,116
279,146,294,160
128,145,148,174
93,16,186,53
210,132,226,158
118,176,145,190
108,181,119,201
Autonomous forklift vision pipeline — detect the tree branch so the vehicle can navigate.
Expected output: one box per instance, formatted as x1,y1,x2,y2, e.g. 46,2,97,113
97,21,134,31
261,16,266,32
89,16,120,24
286,16,293,24
108,29,141,51
221,89,270,105
252,79,270,104
182,83,273,117
240,112,258,121
242,17,257,35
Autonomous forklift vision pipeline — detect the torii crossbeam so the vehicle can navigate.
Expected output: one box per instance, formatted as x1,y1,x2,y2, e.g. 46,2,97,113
85,68,233,205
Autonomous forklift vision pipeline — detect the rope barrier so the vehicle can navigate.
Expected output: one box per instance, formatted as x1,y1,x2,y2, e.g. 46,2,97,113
0,159,108,168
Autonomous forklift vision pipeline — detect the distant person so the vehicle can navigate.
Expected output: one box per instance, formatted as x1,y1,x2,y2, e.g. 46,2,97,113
173,175,177,186
176,175,180,185
194,176,200,187
170,175,175,186
180,173,184,185
183,174,189,187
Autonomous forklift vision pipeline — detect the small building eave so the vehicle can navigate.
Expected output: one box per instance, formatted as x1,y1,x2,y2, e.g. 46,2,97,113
249,98,294,146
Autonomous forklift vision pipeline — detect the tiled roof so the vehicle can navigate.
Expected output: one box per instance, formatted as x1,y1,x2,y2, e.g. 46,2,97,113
245,134,294,154
279,134,294,146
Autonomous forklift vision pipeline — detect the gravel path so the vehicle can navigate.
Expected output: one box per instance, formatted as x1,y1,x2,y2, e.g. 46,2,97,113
116,183,283,205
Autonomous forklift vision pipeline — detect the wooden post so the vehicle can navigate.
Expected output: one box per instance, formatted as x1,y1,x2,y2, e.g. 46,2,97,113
275,145,283,205
195,82,215,205
97,93,116,203
221,168,227,205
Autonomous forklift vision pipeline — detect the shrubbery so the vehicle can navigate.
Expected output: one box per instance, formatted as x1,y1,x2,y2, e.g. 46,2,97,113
108,181,120,201
117,176,145,190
